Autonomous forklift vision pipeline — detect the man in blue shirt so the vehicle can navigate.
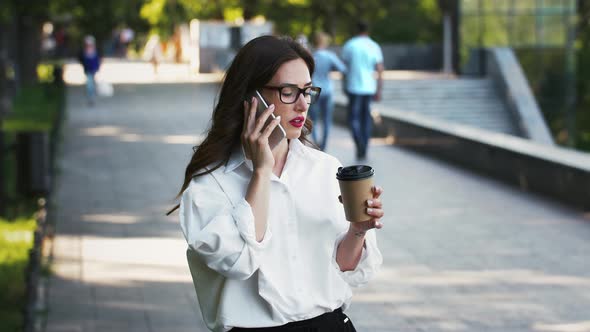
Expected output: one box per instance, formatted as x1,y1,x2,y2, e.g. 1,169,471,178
342,21,384,160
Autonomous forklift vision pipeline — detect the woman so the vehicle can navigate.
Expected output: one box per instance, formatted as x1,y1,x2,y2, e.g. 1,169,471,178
309,32,346,151
170,36,384,332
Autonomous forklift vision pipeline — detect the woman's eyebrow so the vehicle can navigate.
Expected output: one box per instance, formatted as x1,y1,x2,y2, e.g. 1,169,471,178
278,82,313,87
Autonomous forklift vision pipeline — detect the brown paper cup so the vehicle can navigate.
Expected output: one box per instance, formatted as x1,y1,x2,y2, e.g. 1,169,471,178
337,165,374,222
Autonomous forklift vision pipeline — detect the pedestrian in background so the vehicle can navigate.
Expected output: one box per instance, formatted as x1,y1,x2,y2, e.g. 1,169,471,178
342,21,384,160
78,35,101,105
143,35,163,75
309,31,346,151
296,33,310,50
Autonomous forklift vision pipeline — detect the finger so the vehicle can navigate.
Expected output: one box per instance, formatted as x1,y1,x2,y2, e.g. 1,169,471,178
372,185,383,199
260,115,281,140
357,219,381,231
366,219,383,230
253,104,275,135
242,103,251,158
243,98,258,149
242,100,255,158
242,100,249,134
366,207,384,219
366,198,381,208
247,97,257,132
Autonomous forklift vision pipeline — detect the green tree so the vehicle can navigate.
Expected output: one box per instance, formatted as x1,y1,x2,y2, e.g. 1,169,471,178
372,0,442,44
576,0,590,150
256,0,441,45
49,0,149,52
0,0,49,86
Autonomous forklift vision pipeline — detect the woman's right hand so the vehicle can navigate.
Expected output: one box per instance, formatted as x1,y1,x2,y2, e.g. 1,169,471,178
242,97,281,172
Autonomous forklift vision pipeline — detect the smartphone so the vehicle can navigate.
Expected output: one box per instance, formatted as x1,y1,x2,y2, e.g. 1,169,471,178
251,90,286,149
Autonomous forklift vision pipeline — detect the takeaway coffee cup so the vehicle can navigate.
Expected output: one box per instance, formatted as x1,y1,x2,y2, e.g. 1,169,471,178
336,165,375,222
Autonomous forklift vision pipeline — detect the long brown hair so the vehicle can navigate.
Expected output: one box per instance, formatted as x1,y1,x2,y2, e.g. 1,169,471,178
167,36,316,215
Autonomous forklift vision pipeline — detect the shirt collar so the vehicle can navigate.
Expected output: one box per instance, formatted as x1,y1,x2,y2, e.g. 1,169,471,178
224,139,310,174
288,138,307,157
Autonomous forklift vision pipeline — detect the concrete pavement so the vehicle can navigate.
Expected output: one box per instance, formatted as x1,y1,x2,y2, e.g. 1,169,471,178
46,78,590,332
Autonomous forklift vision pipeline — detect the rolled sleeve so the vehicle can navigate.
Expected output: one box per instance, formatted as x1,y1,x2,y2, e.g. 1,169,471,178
232,198,272,248
180,182,271,280
332,230,382,287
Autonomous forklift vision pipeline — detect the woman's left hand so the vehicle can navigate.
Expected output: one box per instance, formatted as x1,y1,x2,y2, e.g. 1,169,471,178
339,185,384,235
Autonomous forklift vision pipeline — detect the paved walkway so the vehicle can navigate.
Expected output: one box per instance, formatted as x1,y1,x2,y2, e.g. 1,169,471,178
47,77,590,331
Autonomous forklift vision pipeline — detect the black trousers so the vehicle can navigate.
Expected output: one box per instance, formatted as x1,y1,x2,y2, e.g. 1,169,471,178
230,308,356,332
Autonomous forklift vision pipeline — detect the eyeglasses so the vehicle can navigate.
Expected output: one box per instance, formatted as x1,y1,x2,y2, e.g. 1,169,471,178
263,85,322,105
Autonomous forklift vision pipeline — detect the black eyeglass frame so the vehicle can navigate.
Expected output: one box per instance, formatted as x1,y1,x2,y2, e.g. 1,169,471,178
263,85,322,105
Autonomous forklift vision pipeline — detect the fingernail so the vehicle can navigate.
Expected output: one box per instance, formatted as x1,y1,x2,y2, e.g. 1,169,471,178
275,115,281,121
269,104,275,110
366,208,373,213
367,199,373,207
251,96,255,103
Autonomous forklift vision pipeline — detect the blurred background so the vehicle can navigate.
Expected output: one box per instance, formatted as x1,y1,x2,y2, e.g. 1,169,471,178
1,0,589,148
1,1,590,332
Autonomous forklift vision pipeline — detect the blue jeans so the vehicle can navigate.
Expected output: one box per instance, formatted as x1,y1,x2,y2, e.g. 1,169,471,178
347,93,373,158
86,72,96,102
309,92,333,150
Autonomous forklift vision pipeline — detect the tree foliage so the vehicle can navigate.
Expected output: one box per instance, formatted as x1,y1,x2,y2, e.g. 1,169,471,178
48,0,149,49
576,0,590,150
44,0,443,49
140,0,439,48
254,0,441,45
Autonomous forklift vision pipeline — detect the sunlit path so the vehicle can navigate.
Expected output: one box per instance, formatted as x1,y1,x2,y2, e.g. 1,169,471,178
46,82,216,332
63,58,224,85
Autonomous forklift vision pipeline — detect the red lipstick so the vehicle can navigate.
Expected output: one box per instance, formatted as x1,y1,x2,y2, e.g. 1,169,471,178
289,116,305,128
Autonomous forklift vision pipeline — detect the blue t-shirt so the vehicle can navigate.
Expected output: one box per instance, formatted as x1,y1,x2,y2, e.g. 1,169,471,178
342,36,383,95
312,49,346,95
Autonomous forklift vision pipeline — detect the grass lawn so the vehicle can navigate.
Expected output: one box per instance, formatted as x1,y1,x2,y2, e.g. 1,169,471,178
0,218,36,332
2,83,61,133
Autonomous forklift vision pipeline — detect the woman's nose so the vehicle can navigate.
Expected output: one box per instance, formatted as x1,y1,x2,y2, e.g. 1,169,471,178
295,93,308,112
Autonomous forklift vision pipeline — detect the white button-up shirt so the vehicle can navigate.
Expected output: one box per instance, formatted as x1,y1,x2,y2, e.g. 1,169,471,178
180,139,382,332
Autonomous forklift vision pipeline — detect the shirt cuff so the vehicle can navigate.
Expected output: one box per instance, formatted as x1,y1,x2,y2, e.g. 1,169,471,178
332,230,382,287
232,198,272,250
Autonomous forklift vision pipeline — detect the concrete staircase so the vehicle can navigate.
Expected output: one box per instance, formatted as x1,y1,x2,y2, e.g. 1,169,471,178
333,71,522,137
